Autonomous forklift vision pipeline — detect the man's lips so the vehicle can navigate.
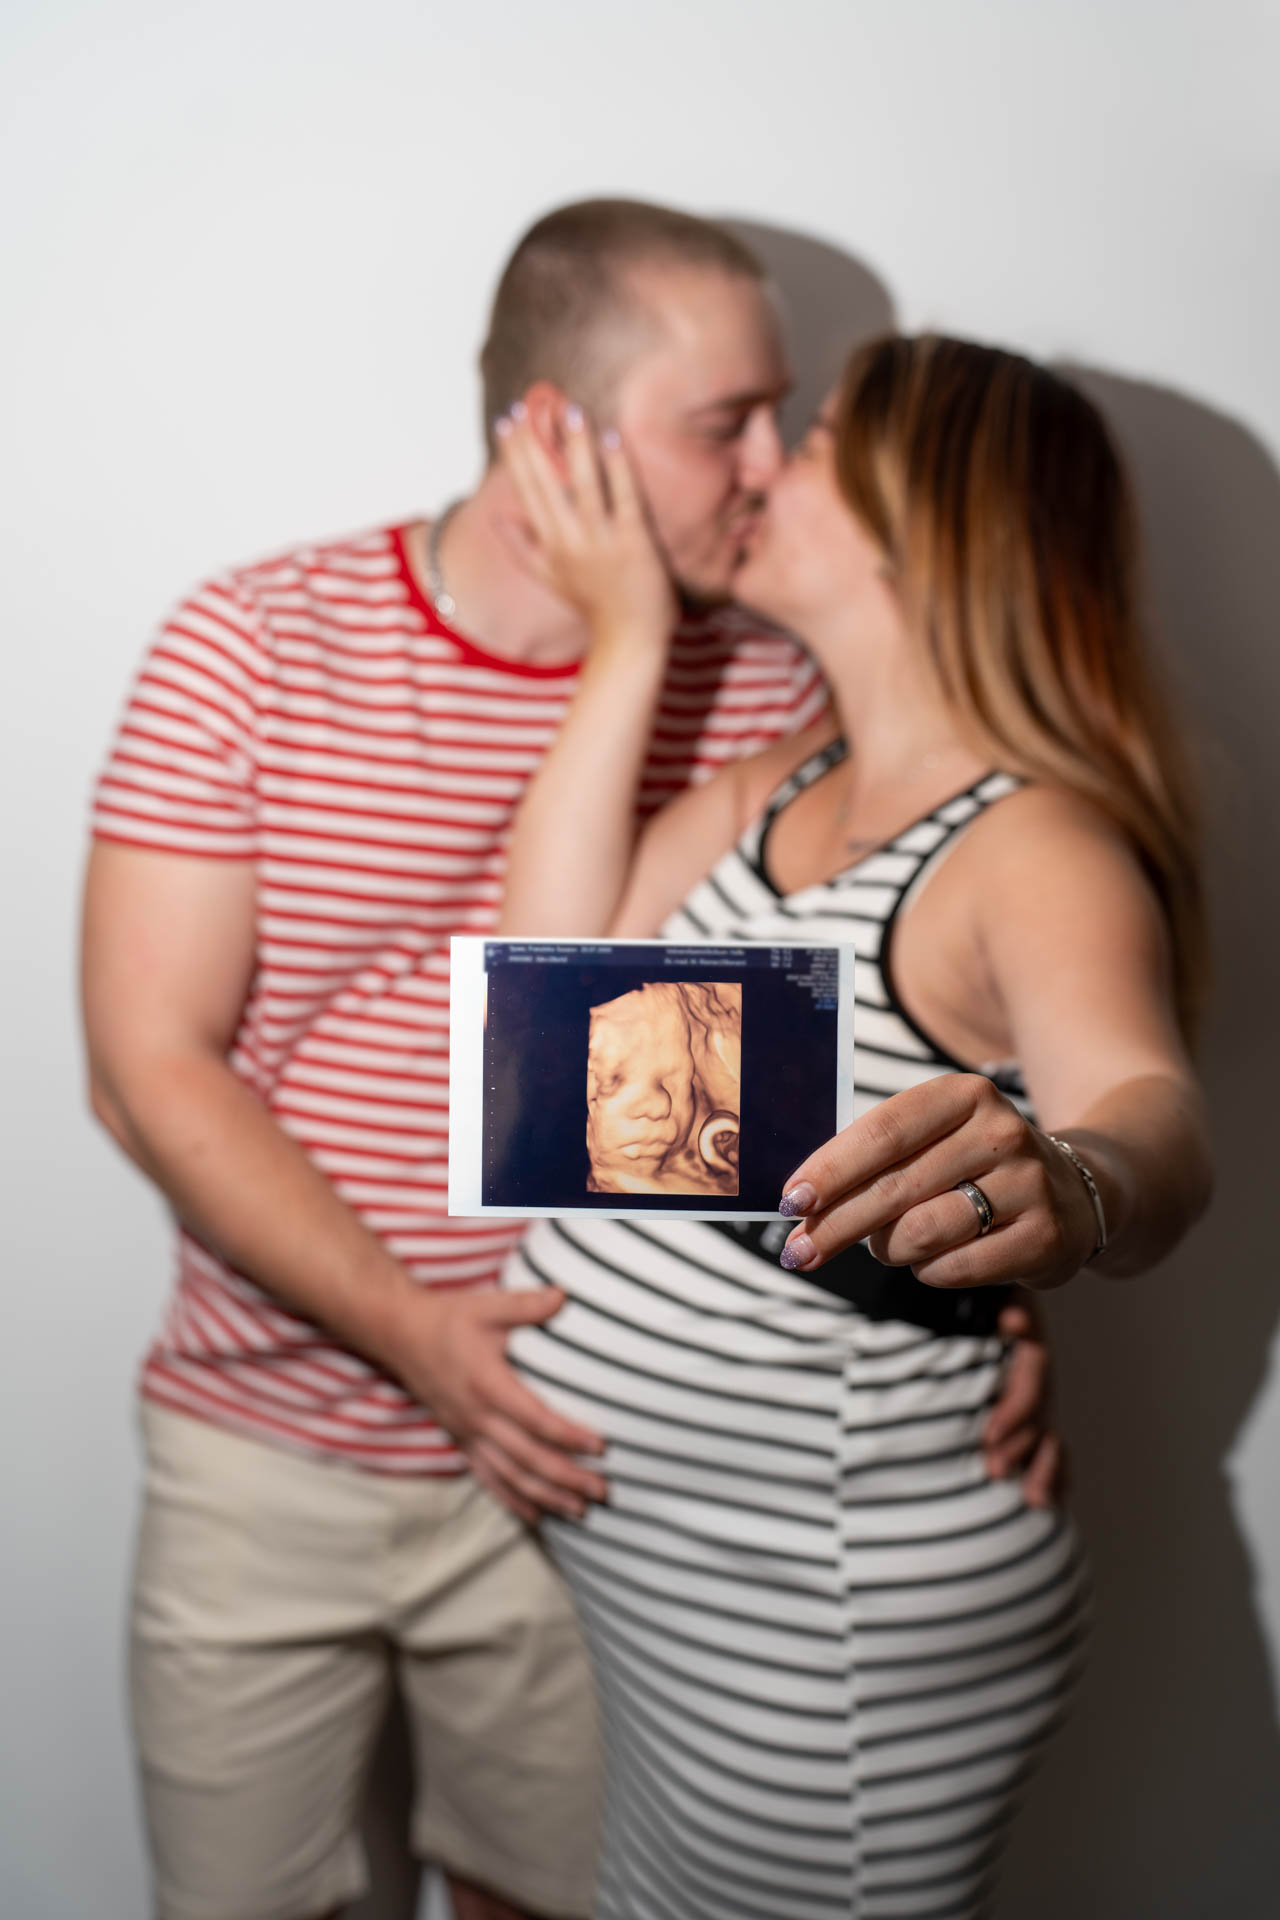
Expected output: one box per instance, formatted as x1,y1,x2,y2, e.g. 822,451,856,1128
729,511,766,556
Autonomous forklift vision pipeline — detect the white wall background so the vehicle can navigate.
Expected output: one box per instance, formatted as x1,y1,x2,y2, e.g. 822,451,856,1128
3,3,1278,1916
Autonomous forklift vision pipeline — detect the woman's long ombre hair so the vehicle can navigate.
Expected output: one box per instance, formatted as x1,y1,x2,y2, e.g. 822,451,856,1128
834,334,1205,1034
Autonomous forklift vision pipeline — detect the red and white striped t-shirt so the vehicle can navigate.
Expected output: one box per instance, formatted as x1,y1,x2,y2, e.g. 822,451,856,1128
93,522,827,1473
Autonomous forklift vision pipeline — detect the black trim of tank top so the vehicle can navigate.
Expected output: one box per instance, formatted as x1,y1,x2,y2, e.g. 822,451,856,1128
706,1223,1011,1336
746,740,1029,1101
747,736,847,890
729,741,1021,1334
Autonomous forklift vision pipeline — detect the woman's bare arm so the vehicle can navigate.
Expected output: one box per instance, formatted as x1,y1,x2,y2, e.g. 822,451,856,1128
495,628,673,936
495,406,815,938
493,409,676,935
775,789,1211,1287
972,786,1211,1275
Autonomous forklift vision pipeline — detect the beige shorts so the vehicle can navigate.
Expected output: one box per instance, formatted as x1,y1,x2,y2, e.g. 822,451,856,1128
130,1403,601,1920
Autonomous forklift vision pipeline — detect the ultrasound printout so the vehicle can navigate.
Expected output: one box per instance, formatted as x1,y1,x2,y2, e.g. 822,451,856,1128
449,938,854,1219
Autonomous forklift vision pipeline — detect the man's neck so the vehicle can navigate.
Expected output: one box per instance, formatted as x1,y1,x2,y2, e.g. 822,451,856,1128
408,471,594,669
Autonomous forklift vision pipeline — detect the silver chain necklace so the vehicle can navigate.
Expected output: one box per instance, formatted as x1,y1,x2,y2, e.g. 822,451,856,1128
834,748,958,854
424,499,466,622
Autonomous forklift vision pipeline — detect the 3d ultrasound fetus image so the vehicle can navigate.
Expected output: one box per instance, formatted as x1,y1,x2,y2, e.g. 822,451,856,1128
585,981,742,1196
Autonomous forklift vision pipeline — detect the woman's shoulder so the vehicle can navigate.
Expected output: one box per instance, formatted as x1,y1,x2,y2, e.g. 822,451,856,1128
955,776,1164,927
972,778,1135,860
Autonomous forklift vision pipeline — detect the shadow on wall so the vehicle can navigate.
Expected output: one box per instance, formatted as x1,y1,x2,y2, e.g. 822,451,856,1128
997,367,1280,1920
723,217,898,438
349,225,1280,1920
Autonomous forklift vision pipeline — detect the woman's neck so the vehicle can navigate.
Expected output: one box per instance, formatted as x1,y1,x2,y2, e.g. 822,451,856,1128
821,614,977,779
750,627,988,901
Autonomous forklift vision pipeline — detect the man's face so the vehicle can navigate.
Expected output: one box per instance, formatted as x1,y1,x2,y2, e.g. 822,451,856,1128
610,267,790,604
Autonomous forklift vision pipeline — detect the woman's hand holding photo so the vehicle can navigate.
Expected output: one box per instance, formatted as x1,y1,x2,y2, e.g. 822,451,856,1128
775,1072,1107,1288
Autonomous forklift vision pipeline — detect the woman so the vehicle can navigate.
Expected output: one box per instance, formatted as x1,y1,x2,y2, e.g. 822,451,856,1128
490,335,1211,1919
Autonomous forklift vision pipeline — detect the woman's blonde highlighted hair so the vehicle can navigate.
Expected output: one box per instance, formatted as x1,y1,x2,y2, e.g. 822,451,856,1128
834,333,1206,1034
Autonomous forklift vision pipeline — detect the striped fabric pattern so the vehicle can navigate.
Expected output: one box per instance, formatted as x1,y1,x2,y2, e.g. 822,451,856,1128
92,523,826,1472
671,739,1031,1118
504,743,1087,1916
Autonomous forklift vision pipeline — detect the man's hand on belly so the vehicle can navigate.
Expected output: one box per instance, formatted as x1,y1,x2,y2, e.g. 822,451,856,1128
376,1286,609,1525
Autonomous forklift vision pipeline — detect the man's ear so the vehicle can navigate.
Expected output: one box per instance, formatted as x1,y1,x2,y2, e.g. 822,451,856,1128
521,381,577,478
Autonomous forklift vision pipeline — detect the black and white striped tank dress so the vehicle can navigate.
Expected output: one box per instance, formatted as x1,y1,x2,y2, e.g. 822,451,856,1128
503,741,1089,1920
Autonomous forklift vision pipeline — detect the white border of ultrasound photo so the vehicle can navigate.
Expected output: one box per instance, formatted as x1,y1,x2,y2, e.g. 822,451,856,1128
447,935,856,1219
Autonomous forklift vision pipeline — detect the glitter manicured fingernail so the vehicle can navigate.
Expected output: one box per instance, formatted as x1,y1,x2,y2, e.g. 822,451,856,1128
565,403,584,430
778,1182,817,1218
779,1233,816,1271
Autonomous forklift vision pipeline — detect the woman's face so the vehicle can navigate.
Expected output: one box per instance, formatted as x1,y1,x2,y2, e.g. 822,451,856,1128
732,397,892,633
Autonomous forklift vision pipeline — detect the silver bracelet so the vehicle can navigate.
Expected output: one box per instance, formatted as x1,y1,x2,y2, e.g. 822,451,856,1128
1045,1134,1108,1260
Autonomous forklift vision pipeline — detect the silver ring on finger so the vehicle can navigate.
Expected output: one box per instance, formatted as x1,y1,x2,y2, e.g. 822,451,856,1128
953,1178,996,1237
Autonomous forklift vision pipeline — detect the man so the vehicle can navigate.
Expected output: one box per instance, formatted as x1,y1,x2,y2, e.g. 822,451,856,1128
83,199,1058,1920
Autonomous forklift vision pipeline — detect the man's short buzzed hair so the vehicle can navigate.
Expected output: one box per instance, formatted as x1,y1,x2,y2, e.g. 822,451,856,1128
479,198,766,445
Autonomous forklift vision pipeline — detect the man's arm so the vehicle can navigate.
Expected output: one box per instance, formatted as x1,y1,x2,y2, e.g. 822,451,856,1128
81,840,606,1520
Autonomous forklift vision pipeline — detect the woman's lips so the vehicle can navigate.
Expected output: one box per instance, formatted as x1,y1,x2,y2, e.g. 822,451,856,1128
733,516,769,568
